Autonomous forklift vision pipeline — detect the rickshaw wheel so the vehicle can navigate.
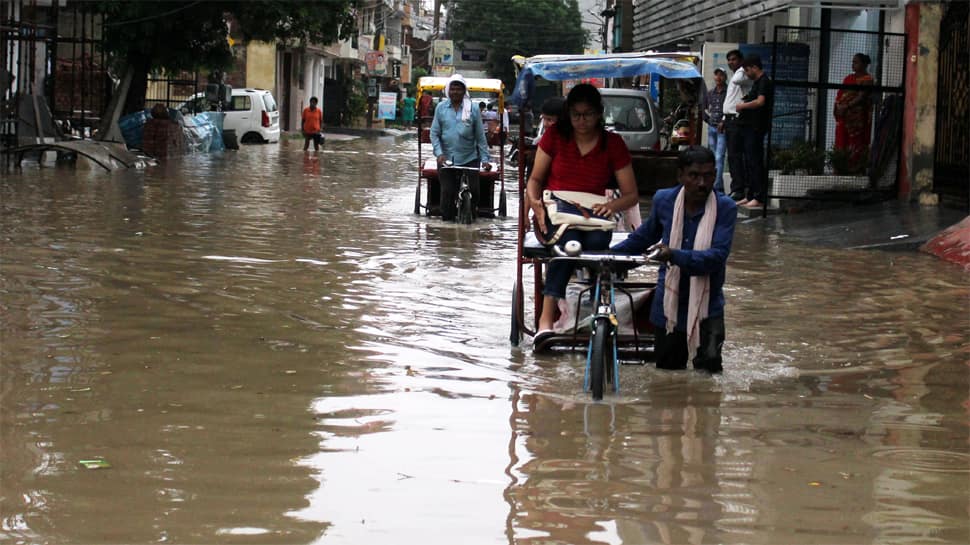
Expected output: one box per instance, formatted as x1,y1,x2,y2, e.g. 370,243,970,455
509,283,521,345
589,318,610,400
413,183,421,214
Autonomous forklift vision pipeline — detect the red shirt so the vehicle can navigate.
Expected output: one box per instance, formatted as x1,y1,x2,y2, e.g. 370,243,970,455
538,128,631,194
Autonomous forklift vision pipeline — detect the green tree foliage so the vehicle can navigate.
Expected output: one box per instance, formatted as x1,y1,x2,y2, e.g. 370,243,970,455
92,1,356,113
445,0,587,88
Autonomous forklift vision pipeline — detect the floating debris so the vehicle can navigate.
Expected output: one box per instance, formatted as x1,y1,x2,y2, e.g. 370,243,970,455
79,458,111,470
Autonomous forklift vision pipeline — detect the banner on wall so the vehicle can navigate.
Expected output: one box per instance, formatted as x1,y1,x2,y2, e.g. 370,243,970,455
365,51,386,76
378,92,397,120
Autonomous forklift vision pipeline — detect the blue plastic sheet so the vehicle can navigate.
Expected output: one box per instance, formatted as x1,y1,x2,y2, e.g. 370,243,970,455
196,112,225,152
118,109,151,148
181,114,214,153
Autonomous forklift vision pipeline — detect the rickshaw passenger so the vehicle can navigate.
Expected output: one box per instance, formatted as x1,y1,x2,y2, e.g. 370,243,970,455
430,74,492,221
526,83,640,339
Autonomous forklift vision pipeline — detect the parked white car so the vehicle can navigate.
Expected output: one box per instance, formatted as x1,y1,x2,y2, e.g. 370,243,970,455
180,88,280,144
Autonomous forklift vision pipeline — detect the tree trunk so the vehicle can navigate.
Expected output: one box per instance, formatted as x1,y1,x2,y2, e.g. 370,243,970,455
122,56,151,115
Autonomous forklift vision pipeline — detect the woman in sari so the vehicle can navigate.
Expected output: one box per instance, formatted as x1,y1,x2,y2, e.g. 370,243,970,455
834,53,874,174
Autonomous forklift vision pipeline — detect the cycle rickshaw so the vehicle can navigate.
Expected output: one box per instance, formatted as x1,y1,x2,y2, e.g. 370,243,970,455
507,52,704,398
414,76,509,220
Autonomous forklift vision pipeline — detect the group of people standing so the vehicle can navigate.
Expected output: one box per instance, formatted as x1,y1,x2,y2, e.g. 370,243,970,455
705,49,875,201
704,49,774,209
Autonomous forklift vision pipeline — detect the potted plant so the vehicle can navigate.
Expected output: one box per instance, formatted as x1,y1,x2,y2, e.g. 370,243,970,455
771,141,825,175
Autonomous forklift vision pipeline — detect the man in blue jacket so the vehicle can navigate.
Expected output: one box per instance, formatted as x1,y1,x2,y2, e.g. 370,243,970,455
612,146,737,373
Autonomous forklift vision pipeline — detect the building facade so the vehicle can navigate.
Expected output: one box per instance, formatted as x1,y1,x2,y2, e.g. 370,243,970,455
629,0,967,209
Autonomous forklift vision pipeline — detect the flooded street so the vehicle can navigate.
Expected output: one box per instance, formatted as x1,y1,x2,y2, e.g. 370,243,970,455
2,137,968,544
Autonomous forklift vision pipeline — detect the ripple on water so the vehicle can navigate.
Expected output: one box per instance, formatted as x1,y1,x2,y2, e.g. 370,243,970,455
869,448,970,473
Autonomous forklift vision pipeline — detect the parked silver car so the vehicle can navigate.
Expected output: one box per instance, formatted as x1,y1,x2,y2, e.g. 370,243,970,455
599,88,660,152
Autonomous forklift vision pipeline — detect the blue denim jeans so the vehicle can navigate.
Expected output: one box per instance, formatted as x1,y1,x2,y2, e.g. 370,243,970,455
707,125,727,193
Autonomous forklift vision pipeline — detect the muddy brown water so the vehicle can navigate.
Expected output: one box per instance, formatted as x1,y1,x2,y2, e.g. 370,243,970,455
1,138,968,544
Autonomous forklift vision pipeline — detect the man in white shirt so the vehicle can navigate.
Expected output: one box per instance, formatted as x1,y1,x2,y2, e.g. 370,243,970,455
722,49,753,201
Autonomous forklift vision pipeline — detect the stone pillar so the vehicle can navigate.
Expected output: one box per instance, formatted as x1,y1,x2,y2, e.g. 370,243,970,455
901,2,942,203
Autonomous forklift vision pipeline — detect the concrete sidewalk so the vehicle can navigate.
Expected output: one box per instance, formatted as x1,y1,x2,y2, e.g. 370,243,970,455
748,200,967,252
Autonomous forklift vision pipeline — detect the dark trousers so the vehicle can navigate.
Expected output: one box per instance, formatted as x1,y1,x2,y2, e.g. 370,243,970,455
740,127,767,202
654,316,725,373
439,161,480,221
725,119,746,198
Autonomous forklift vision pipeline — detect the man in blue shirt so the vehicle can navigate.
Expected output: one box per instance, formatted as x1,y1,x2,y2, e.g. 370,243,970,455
430,74,491,221
612,146,737,373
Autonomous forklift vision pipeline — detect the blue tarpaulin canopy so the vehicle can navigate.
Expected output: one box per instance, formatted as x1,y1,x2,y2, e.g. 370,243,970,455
510,52,702,107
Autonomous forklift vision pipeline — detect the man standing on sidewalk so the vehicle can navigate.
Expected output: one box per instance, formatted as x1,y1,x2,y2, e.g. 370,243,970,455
704,68,728,193
721,49,751,202
734,55,774,209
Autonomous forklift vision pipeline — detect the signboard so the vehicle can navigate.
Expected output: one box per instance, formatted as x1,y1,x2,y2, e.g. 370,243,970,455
433,64,455,77
433,40,454,66
365,51,386,76
378,92,397,120
562,78,605,95
366,78,378,98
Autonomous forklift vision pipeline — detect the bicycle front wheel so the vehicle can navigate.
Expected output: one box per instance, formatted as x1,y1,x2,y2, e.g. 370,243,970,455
588,317,612,400
458,190,473,224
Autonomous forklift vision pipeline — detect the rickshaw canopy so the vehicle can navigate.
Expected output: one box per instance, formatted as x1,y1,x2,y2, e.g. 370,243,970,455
509,52,703,107
417,76,505,110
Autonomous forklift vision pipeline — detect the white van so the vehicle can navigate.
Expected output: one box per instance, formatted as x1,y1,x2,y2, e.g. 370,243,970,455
599,88,661,152
181,88,280,144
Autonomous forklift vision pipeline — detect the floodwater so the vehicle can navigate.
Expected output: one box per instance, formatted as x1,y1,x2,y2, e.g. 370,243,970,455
1,137,968,545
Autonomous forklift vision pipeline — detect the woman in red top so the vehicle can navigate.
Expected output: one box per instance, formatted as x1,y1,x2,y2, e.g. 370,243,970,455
526,83,639,338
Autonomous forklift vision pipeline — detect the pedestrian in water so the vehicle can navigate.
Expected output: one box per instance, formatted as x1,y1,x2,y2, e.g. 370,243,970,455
612,146,737,373
402,90,416,130
302,96,324,151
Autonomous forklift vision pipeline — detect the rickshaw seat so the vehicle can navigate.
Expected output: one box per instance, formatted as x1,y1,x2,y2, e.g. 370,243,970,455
421,158,501,181
522,231,631,259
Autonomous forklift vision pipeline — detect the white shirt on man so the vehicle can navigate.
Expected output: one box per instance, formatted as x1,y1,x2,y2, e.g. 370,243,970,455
723,66,753,115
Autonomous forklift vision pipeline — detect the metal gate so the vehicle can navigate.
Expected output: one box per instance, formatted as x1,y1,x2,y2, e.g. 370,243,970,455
767,25,906,204
933,1,969,211
145,71,203,112
2,0,106,147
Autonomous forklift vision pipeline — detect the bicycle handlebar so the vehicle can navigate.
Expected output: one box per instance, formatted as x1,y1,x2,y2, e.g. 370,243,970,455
549,251,660,269
441,161,488,172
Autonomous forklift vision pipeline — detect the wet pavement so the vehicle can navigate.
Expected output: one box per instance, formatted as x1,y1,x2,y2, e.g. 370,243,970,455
760,199,968,252
1,137,968,544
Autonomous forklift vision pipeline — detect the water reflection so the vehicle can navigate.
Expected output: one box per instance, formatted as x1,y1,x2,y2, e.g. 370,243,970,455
1,137,968,544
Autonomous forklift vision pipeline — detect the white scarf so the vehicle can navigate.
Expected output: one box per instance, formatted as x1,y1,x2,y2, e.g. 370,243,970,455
663,187,717,362
446,73,472,121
